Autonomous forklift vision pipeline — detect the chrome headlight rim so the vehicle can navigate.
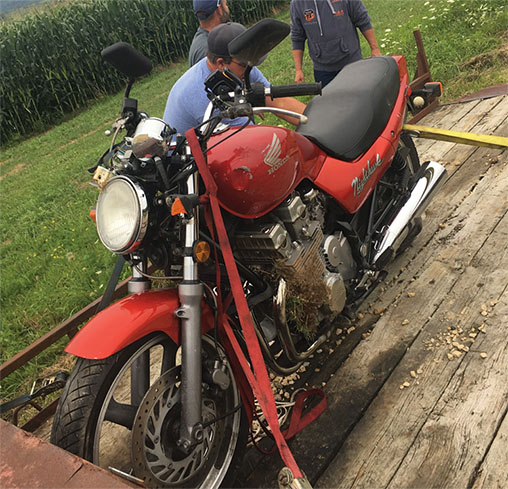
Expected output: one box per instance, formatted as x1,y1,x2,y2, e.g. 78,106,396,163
96,176,149,254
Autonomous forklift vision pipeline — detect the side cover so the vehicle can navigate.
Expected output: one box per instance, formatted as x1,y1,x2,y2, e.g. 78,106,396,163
65,289,214,359
313,56,410,214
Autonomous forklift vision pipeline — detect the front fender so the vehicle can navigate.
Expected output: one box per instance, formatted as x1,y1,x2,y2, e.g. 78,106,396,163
66,289,215,359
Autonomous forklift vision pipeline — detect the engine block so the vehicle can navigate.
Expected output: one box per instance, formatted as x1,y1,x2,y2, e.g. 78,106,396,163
234,193,349,315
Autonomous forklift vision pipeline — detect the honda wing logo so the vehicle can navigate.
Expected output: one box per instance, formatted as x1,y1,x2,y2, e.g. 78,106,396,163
263,134,290,175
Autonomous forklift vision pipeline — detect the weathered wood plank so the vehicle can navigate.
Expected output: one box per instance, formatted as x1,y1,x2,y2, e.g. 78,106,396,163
363,105,508,319
238,95,508,488
387,290,508,489
241,143,508,487
383,98,507,276
415,96,507,169
239,259,460,487
410,99,475,132
317,200,508,488
412,97,487,157
335,99,507,367
471,412,508,489
369,122,507,355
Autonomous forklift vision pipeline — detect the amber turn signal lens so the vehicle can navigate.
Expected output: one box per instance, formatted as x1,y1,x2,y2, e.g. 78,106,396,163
89,208,97,223
171,198,188,216
193,241,211,263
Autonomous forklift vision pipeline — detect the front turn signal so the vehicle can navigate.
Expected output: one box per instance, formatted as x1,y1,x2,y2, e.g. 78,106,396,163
171,197,188,216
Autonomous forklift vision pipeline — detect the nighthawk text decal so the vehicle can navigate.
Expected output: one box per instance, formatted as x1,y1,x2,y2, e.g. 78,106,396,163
351,154,383,196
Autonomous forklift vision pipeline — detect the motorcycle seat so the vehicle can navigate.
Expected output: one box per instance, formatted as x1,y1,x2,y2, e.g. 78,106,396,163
297,56,400,161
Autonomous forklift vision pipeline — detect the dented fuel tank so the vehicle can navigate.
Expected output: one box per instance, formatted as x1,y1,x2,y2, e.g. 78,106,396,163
206,125,325,218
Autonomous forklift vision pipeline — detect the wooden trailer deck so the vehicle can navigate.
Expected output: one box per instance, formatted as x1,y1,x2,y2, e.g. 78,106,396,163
5,93,507,489
238,93,508,488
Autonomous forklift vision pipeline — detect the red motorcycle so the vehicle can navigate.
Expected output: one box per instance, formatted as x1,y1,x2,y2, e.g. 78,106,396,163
51,19,446,489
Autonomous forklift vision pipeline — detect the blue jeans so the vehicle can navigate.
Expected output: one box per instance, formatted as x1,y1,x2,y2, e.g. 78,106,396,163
314,69,340,88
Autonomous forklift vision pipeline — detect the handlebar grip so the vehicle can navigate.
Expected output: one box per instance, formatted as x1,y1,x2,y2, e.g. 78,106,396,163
269,82,322,99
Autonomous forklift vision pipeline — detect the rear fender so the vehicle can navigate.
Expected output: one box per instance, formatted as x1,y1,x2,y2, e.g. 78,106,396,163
66,289,215,359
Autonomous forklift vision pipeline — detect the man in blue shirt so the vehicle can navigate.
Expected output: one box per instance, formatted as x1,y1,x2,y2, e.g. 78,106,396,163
188,0,231,67
164,22,306,135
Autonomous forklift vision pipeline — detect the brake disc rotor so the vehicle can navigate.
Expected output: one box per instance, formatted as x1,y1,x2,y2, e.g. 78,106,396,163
131,366,217,487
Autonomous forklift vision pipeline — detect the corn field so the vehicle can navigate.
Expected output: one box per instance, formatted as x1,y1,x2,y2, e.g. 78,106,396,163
0,0,288,144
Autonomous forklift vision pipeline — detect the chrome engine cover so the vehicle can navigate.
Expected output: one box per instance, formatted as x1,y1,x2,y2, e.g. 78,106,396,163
234,193,355,315
322,232,357,280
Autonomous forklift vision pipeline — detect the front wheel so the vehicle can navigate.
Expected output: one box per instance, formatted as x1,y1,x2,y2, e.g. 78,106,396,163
51,333,247,488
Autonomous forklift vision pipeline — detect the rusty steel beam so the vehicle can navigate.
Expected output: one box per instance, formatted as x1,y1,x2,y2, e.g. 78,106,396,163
410,72,432,91
413,30,431,82
408,29,438,123
21,398,60,433
0,420,138,488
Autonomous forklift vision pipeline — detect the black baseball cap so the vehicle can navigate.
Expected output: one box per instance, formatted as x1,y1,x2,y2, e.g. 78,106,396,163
207,22,247,58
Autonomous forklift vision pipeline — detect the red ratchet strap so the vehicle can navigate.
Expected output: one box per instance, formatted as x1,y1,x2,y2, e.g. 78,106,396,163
202,202,255,415
252,388,327,455
283,388,326,440
186,128,326,481
186,128,301,477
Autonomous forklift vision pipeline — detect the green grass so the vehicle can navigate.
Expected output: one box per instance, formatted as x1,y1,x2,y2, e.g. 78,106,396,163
0,64,188,398
1,0,286,143
362,0,508,101
1,0,507,401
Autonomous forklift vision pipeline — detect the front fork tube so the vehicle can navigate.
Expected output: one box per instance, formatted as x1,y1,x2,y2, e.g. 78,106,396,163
129,260,152,405
176,170,204,451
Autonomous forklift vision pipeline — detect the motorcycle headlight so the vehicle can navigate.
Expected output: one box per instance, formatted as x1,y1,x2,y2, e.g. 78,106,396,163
96,176,149,254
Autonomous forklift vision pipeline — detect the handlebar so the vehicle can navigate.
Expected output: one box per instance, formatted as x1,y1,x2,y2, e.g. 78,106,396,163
222,82,322,104
220,106,308,124
267,82,322,99
203,80,321,131
253,107,308,124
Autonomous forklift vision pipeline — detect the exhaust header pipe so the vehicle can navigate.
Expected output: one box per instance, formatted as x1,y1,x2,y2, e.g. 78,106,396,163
374,161,447,264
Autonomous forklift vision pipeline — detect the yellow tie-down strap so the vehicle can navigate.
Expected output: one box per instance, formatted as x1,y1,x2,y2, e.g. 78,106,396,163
403,124,508,150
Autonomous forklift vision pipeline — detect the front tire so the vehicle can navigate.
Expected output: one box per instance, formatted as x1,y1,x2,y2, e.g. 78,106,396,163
51,333,247,488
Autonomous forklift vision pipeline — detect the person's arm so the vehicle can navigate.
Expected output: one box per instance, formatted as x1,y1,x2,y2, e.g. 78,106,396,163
290,1,306,83
292,49,305,83
265,96,306,126
362,28,381,57
347,0,381,57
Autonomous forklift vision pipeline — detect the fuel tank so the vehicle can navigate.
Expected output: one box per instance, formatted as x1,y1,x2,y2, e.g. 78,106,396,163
206,125,325,218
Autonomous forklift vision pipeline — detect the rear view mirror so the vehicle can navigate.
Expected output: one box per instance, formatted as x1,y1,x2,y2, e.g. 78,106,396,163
228,19,289,66
101,42,153,80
